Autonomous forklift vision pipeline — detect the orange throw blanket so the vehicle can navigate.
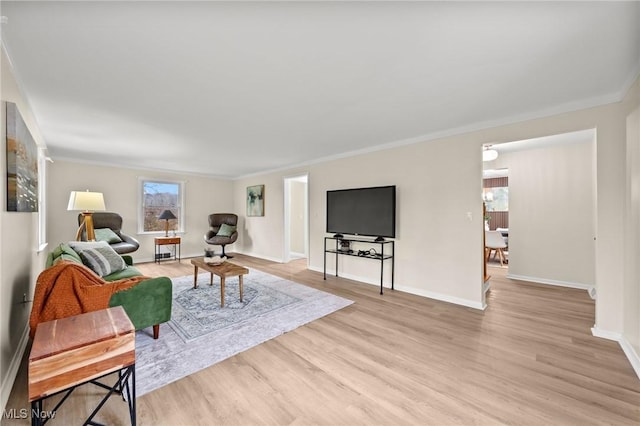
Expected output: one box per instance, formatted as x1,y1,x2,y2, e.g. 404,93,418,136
29,261,149,339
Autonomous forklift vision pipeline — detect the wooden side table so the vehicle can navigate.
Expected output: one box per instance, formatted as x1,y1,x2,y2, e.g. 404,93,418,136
154,236,181,263
29,306,136,426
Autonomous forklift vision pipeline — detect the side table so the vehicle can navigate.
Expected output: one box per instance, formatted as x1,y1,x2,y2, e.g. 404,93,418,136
155,236,181,263
29,306,136,426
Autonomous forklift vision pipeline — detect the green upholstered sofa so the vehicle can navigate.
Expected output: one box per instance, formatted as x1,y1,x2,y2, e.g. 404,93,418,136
46,242,172,339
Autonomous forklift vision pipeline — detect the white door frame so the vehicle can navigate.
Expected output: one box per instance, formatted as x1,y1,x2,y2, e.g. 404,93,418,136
283,173,309,264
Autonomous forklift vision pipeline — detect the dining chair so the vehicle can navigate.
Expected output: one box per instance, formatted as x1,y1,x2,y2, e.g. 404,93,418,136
485,230,508,266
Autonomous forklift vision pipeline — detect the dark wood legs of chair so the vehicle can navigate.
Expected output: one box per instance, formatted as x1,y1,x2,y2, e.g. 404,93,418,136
153,324,159,339
220,245,233,258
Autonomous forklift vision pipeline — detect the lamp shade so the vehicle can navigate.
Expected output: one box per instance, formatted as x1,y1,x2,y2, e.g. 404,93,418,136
67,191,106,212
158,210,177,220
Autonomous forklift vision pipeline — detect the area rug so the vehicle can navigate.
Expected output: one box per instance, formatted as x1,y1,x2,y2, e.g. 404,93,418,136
134,268,353,396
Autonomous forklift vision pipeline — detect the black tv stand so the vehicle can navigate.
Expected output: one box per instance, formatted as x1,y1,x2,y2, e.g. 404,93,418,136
323,236,394,295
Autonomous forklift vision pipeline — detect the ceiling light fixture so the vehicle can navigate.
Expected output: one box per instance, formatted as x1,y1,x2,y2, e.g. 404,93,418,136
483,145,498,162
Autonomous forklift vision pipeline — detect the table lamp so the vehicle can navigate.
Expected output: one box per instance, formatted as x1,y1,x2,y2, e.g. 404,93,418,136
68,190,106,241
158,209,177,237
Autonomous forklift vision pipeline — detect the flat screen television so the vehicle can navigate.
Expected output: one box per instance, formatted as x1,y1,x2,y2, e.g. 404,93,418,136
326,185,396,240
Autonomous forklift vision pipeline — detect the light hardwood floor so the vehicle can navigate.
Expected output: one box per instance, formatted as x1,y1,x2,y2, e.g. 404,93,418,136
4,255,640,425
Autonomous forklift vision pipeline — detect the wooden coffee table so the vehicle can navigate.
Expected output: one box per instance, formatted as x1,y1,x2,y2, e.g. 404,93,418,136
191,258,249,307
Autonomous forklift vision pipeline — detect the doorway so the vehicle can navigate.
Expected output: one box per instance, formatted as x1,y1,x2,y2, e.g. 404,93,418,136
283,174,309,264
480,129,597,306
483,168,509,270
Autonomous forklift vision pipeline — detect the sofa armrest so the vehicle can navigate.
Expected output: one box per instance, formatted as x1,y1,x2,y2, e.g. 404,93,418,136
108,277,172,333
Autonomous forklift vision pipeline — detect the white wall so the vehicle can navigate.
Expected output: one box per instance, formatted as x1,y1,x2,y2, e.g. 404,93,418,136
0,47,48,410
235,173,302,263
491,138,596,288
233,78,638,338
235,136,486,308
47,161,234,262
624,87,640,375
289,180,306,255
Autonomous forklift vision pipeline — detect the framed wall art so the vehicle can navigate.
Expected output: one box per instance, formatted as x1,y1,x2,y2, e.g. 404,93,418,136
5,102,38,212
247,184,264,217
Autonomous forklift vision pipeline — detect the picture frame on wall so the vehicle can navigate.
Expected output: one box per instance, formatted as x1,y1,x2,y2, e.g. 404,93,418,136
247,184,265,217
5,101,38,212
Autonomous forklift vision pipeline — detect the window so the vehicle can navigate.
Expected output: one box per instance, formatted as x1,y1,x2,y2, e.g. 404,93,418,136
482,175,509,212
139,178,184,233
483,186,509,212
38,148,48,250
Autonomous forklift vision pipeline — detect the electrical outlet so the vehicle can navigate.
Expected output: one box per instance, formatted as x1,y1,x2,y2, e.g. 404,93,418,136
23,293,27,303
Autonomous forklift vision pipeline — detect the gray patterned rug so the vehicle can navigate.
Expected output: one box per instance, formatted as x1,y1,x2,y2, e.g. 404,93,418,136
134,268,353,396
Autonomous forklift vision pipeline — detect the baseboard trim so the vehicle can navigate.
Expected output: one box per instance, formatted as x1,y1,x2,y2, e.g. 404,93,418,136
619,336,640,380
309,266,485,310
233,250,283,264
591,327,640,380
506,273,591,291
1,324,29,412
309,266,390,288
396,285,486,310
135,250,265,265
591,326,622,341
483,279,491,295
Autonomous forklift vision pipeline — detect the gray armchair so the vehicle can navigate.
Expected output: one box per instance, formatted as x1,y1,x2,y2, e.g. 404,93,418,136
78,212,140,254
204,213,238,258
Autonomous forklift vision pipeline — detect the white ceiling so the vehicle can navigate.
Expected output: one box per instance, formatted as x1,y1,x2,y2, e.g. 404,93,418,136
1,1,639,178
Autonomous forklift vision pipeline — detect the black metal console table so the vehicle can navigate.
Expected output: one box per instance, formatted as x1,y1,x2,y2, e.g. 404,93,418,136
323,236,394,294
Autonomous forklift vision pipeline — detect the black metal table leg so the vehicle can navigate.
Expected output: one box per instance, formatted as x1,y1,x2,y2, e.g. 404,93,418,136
31,400,42,426
380,244,384,295
323,237,327,280
391,241,395,290
85,365,135,426
31,365,136,426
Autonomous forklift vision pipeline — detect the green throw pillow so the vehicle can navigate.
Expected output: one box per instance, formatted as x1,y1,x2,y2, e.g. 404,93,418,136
217,223,236,237
94,228,123,244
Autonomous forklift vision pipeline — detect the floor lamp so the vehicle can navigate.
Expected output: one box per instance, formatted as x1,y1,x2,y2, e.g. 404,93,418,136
68,190,106,241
